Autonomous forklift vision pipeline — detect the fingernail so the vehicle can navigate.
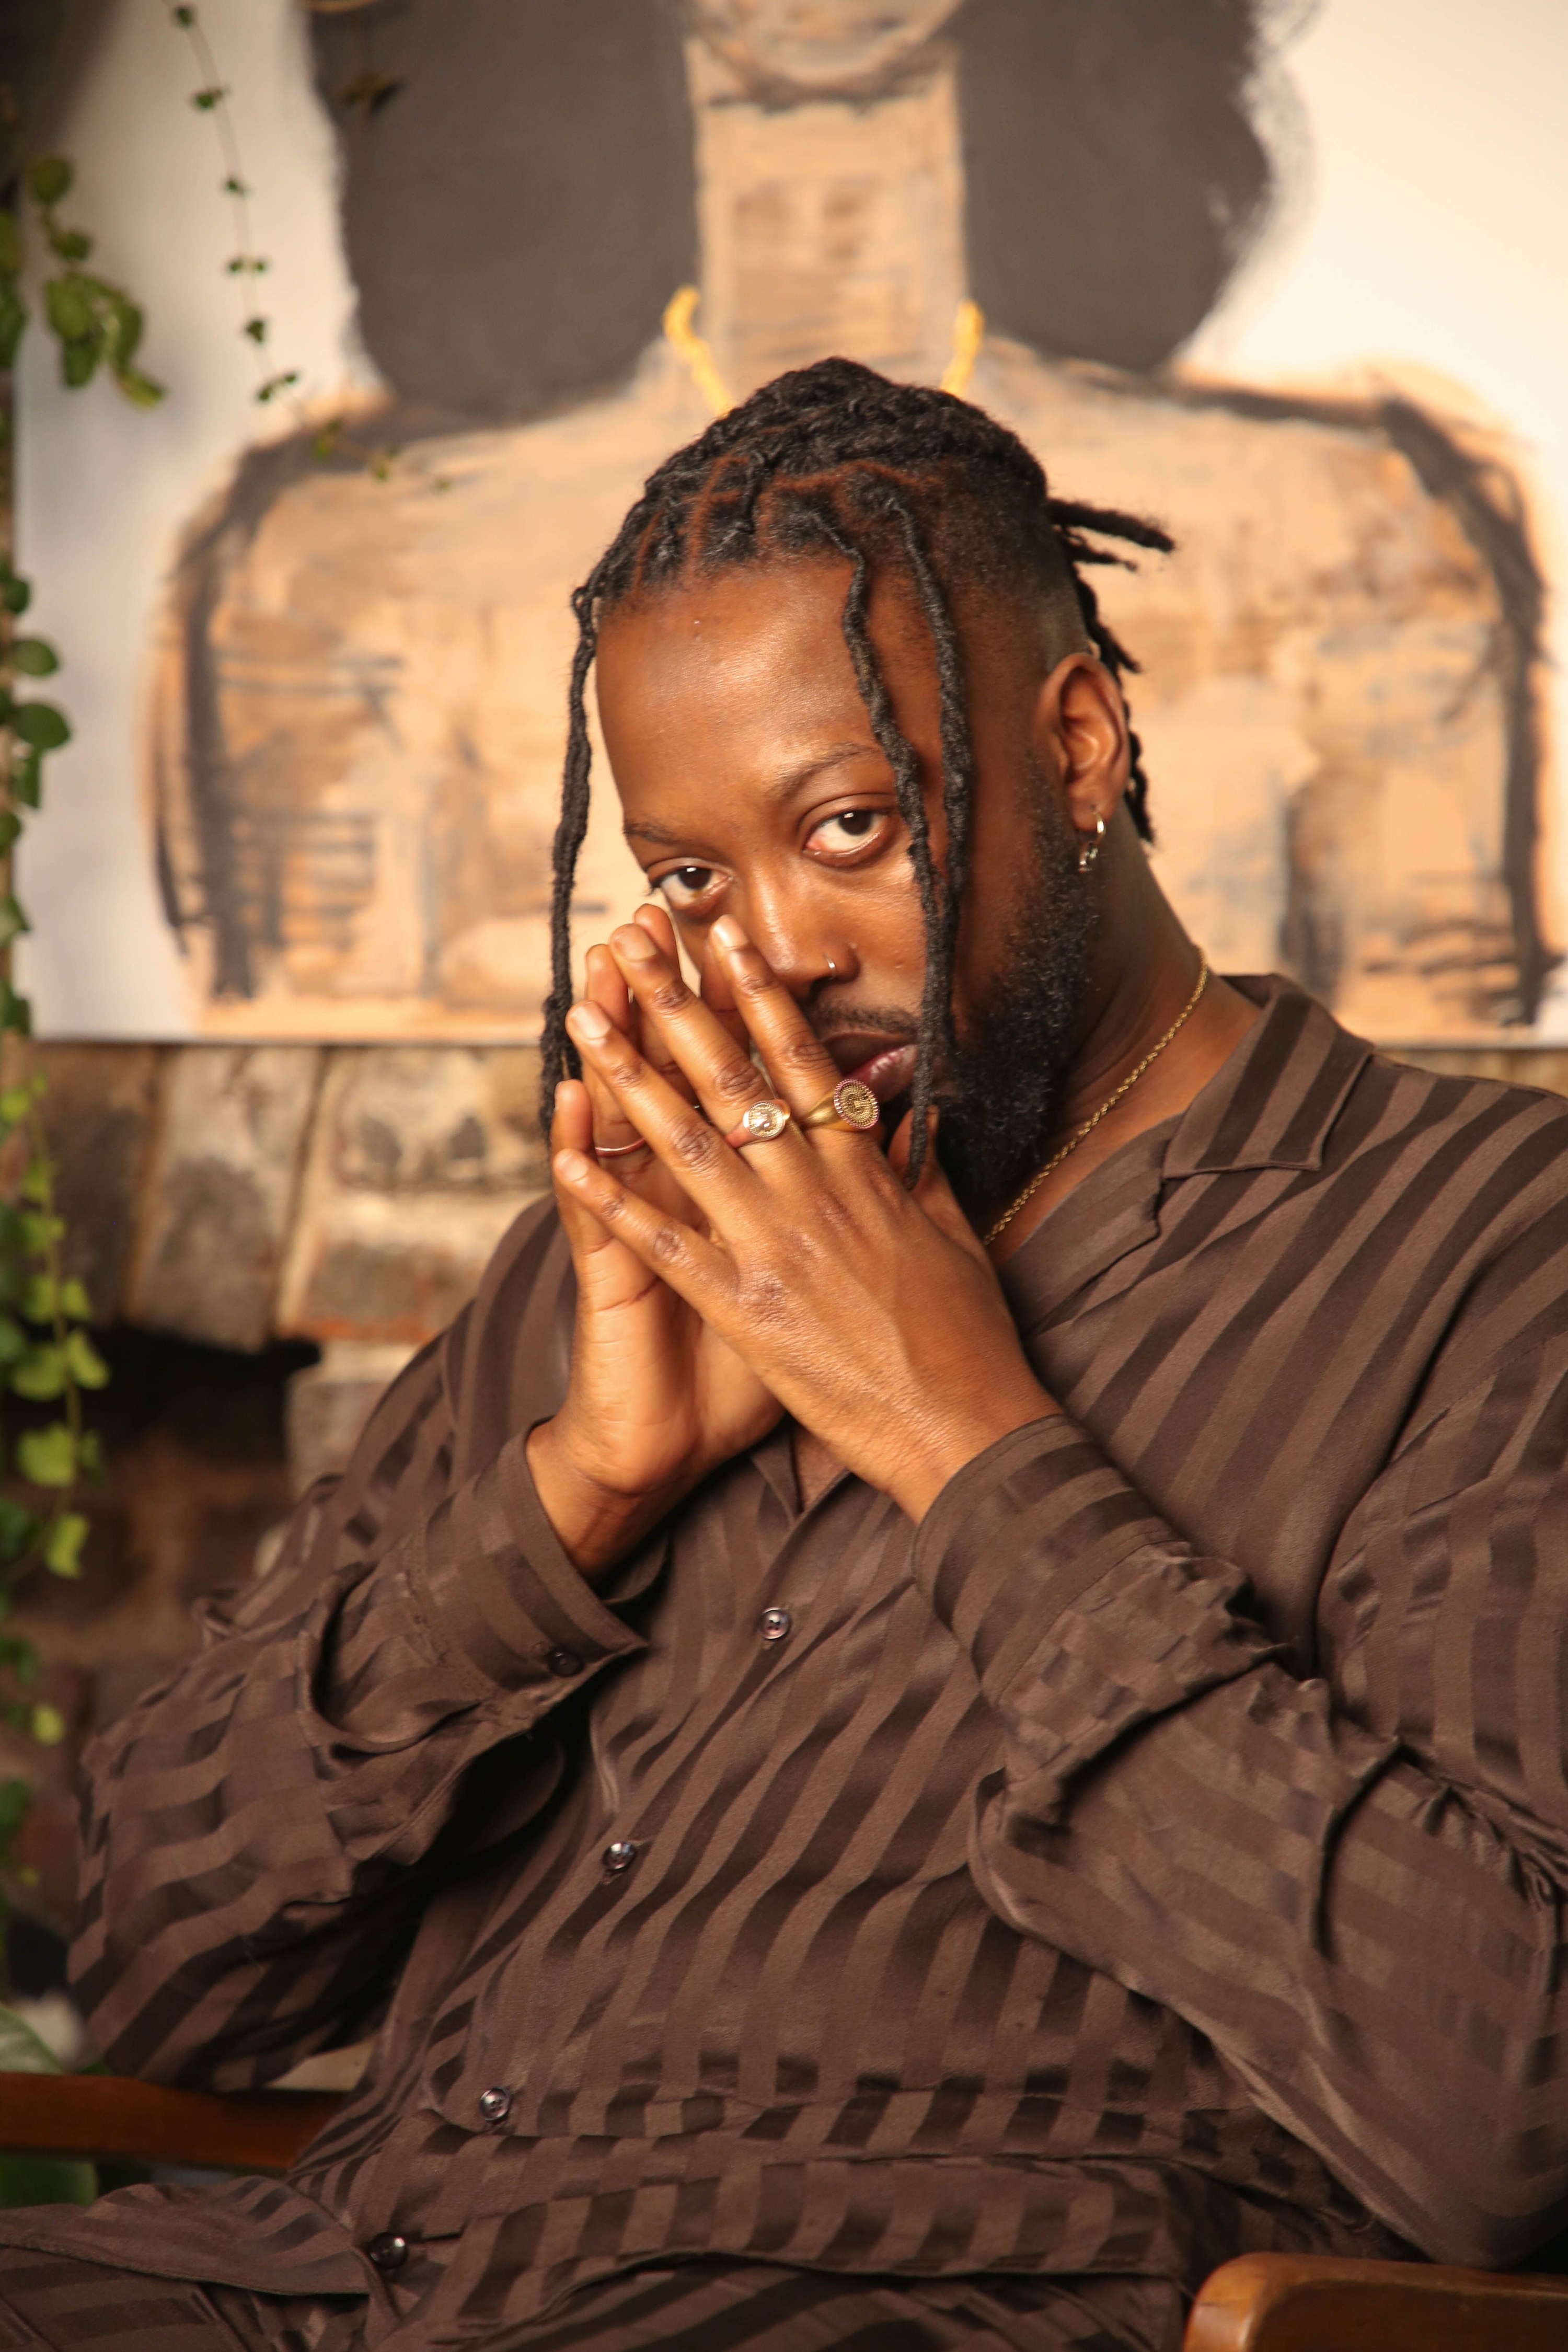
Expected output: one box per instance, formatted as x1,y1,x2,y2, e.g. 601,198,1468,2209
568,1001,611,1041
615,926,656,960
554,1148,592,1180
713,915,747,951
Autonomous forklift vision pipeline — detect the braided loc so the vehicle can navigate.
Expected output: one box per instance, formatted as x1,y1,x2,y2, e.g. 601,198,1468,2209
541,359,1173,1182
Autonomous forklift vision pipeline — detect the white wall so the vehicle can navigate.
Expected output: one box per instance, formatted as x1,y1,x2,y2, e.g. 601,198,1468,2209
16,0,1568,1034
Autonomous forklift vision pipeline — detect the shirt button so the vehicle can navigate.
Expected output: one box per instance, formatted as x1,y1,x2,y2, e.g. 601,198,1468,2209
758,1606,792,1643
545,1646,583,1678
366,2232,409,2273
602,1839,638,1875
477,2085,512,2125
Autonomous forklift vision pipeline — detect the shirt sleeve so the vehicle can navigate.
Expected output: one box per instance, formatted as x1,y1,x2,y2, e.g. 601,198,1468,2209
70,1200,660,2091
912,1336,1568,2269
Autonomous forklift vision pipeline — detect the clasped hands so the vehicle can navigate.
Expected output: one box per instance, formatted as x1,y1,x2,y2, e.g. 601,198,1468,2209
528,904,1056,1576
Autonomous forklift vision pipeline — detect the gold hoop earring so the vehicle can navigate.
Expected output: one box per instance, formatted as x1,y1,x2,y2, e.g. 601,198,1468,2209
1077,817,1106,875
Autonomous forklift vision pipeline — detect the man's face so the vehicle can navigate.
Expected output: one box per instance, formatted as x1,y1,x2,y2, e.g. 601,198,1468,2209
594,556,1095,1220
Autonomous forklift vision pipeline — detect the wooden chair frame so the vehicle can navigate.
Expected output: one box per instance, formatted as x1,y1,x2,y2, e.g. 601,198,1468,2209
4,2074,1567,2347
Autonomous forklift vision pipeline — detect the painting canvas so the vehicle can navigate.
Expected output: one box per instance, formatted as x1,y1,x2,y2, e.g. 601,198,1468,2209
143,0,1552,1042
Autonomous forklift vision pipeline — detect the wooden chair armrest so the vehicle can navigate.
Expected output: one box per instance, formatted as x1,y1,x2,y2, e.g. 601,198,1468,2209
0,2073,343,2172
1185,2251,1568,2350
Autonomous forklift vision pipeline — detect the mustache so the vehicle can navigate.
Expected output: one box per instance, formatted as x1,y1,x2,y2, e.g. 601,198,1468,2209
804,1000,920,1046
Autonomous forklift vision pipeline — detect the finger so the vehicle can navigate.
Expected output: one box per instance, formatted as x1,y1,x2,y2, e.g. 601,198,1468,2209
550,1079,649,1272
581,945,651,1157
693,926,753,1056
566,997,756,1215
708,916,862,1125
887,1108,988,1261
552,1142,731,1315
606,925,792,1142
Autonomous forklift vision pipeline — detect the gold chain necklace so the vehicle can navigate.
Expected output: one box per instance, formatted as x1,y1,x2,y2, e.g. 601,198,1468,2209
984,956,1210,1247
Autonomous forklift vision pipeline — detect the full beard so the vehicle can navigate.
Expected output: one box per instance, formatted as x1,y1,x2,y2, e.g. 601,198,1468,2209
935,787,1096,1227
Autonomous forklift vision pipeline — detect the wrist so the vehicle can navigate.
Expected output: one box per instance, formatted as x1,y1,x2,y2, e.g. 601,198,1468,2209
885,1381,1061,1524
526,1418,682,1579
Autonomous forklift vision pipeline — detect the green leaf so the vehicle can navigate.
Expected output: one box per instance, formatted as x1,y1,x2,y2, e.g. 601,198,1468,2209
0,1087,29,1126
0,1315,26,1367
19,1215,63,1252
44,1512,89,1578
64,1331,108,1390
244,315,267,344
29,158,72,207
76,1429,102,1479
10,1346,66,1400
60,1278,94,1322
8,747,41,807
44,275,95,344
0,286,25,372
20,1273,56,1321
114,365,164,409
0,812,20,856
0,576,30,617
53,229,91,263
61,337,98,389
17,1424,77,1488
191,85,227,111
0,212,20,274
30,1701,65,1746
0,984,33,1039
9,640,57,678
0,2000,61,2074
0,2151,97,2208
11,702,70,753
103,294,142,367
0,1777,31,1842
0,1500,40,1559
0,900,30,954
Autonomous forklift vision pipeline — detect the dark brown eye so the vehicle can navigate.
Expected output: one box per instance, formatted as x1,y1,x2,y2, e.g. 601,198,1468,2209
659,866,718,908
811,810,885,854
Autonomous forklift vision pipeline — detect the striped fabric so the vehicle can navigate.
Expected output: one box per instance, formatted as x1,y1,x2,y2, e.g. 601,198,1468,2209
0,2249,1184,2350
3,974,1566,2346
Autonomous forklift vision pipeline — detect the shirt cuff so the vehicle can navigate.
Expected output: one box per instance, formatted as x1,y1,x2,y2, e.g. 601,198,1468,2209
911,1414,1278,1807
402,1426,661,1698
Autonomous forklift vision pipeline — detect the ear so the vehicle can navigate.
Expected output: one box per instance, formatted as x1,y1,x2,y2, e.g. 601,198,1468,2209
1031,653,1131,849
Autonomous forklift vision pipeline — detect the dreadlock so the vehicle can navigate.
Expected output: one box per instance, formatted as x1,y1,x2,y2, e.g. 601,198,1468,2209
541,358,1173,1183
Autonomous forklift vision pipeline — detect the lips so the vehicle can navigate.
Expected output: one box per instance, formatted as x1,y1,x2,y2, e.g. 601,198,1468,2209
823,1035,917,1103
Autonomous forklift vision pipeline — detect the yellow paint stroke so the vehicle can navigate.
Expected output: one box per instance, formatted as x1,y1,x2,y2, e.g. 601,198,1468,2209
940,299,985,398
663,287,731,417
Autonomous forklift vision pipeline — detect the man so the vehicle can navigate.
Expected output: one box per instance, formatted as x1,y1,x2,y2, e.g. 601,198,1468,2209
2,359,1567,2349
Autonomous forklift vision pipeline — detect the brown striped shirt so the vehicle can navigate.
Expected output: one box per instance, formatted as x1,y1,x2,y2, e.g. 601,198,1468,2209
6,974,1568,2338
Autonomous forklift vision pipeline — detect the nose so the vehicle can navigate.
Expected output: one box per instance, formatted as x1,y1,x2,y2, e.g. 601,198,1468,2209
735,877,838,999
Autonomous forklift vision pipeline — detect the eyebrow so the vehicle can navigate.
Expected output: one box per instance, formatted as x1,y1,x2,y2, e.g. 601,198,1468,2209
622,743,883,848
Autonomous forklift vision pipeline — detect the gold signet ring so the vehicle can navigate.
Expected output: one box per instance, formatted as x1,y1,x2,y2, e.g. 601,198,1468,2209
723,1098,792,1148
799,1079,881,1134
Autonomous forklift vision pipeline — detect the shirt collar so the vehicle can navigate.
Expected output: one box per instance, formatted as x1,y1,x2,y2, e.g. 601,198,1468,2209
1161,974,1371,1177
998,975,1371,1332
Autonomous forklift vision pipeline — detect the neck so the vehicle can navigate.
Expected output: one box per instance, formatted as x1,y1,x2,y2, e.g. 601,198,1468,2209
989,875,1260,1260
686,37,969,402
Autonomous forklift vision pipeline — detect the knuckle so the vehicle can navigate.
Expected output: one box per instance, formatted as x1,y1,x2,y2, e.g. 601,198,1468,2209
649,1221,686,1267
648,976,690,1017
670,1118,723,1174
711,1059,765,1105
778,1034,833,1077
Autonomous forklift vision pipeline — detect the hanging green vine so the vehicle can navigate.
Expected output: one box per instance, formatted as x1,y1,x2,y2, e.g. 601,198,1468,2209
0,146,156,1956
